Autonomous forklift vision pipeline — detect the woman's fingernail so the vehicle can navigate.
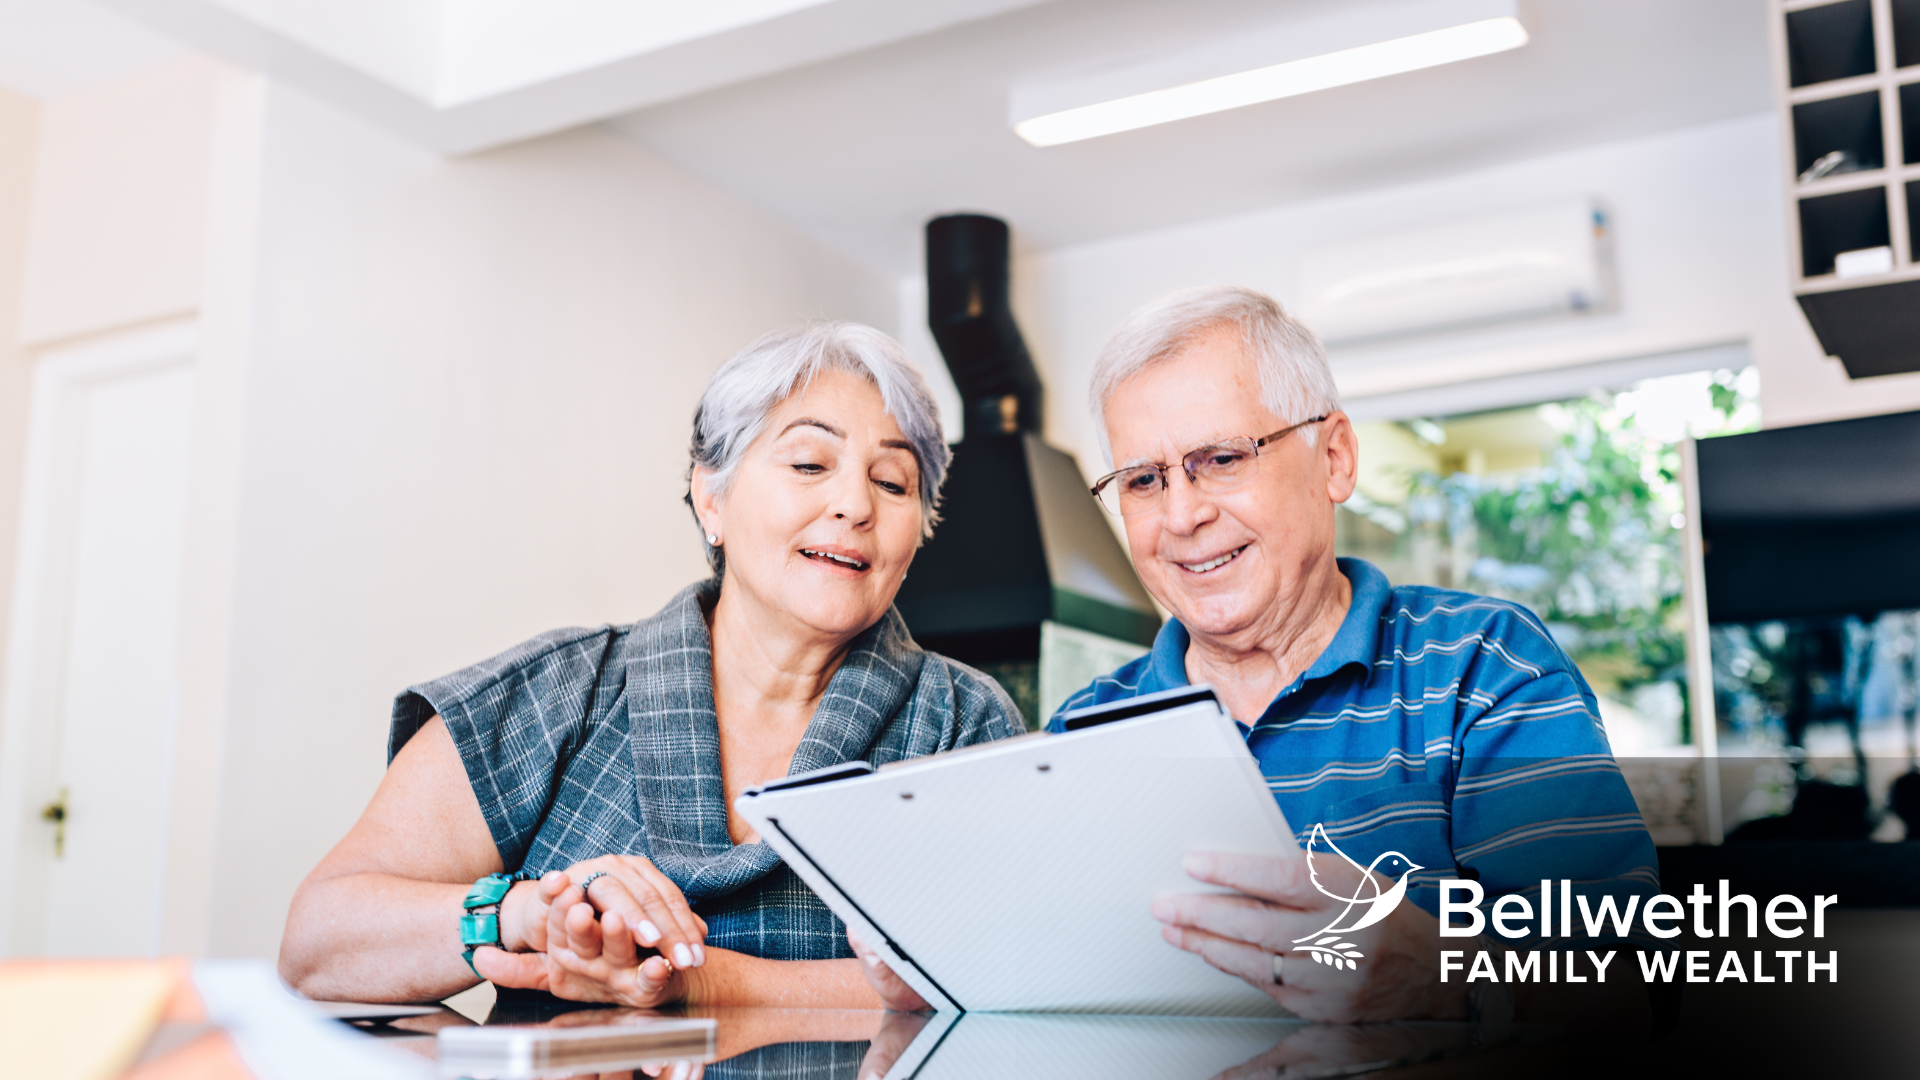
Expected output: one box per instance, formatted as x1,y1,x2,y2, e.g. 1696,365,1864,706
692,944,706,966
673,943,693,968
1150,898,1174,921
636,920,661,945
671,1060,689,1080
1182,853,1210,877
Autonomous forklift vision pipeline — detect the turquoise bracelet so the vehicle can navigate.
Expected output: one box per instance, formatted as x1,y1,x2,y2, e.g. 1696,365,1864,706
461,871,534,977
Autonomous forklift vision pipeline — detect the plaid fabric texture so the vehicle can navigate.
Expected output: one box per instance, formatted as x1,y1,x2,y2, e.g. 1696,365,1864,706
391,579,1020,960
709,1040,871,1080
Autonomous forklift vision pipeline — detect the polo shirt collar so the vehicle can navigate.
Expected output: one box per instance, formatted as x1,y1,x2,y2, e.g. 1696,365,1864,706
1144,557,1392,694
1303,557,1392,681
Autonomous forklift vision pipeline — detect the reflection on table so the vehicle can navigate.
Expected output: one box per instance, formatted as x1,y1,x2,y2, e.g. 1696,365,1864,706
372,992,1523,1080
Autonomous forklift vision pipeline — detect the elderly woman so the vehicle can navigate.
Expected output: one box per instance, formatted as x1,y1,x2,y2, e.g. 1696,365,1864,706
279,323,1019,1008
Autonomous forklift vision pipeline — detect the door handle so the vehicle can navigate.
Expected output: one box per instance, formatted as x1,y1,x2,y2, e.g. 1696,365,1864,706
39,788,66,858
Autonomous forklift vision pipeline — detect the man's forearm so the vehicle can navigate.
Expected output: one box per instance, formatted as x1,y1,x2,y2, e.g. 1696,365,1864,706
682,952,886,1009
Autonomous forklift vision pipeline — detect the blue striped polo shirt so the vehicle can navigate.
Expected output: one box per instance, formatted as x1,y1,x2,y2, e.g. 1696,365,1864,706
1048,558,1658,943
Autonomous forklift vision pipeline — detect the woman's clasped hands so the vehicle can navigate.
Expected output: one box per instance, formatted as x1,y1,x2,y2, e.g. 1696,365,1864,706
473,855,711,1007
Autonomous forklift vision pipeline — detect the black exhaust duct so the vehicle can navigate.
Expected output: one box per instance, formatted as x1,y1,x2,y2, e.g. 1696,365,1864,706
924,215,1045,438
894,214,1159,725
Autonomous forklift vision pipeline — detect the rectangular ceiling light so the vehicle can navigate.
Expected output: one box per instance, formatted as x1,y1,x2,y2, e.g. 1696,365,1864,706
1013,4,1527,148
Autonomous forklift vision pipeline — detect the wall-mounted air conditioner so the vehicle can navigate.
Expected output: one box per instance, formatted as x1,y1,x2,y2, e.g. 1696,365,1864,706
1294,198,1610,346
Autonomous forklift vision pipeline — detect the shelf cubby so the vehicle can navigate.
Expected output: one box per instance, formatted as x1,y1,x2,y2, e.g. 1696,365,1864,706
1909,181,1920,257
1788,0,1878,86
1797,185,1891,277
1894,0,1920,68
1792,90,1886,177
1776,1,1920,377
1903,80,1920,162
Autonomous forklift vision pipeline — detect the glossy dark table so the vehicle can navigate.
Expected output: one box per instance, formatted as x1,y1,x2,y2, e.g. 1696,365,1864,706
359,995,1551,1080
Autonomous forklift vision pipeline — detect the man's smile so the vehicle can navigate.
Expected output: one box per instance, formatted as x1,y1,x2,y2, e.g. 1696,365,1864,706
1174,545,1248,575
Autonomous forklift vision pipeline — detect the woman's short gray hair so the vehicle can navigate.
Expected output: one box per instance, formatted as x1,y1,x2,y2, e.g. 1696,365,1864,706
1088,285,1341,463
686,322,951,575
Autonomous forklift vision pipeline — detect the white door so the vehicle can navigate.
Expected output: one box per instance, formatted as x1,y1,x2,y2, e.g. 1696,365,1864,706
0,326,196,956
45,363,195,955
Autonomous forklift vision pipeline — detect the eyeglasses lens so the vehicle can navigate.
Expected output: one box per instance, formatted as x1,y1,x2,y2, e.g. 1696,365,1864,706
1185,441,1256,483
1097,438,1260,516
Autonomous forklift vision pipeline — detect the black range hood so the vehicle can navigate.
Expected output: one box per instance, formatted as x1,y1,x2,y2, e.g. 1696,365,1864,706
894,215,1159,712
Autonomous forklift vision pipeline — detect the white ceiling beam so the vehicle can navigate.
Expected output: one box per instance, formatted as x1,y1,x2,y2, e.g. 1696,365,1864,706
202,0,442,103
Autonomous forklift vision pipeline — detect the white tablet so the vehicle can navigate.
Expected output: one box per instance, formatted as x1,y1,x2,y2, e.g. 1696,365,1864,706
733,685,1297,1015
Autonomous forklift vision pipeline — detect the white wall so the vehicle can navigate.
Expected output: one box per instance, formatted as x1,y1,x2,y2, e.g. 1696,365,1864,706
0,85,36,750
1010,113,1920,478
16,60,219,344
201,86,894,957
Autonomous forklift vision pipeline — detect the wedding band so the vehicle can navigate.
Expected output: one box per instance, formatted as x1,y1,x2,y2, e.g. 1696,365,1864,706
579,870,609,893
1272,952,1285,985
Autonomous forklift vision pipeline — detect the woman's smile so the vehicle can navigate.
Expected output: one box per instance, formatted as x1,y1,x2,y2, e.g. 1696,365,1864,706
798,544,873,575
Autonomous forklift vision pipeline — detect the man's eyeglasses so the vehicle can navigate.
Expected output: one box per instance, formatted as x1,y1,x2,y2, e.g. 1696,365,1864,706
1089,416,1329,517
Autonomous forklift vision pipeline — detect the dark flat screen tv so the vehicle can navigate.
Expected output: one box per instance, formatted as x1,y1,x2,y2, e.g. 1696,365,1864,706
1696,408,1920,622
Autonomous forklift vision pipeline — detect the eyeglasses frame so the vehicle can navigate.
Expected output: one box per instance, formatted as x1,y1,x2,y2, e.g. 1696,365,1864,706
1088,415,1331,515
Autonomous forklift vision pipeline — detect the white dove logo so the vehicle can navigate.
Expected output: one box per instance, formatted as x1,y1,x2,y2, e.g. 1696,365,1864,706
1291,824,1424,970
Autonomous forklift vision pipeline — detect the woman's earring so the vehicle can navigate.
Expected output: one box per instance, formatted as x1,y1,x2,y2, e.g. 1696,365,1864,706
706,534,719,546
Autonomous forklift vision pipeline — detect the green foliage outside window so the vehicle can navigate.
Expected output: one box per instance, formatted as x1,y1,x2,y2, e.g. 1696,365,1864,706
1378,371,1756,744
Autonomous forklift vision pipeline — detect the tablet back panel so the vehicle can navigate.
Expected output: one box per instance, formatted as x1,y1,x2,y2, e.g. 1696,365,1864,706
739,698,1295,1015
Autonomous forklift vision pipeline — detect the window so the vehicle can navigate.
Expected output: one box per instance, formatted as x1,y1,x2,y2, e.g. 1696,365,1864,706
1337,368,1759,842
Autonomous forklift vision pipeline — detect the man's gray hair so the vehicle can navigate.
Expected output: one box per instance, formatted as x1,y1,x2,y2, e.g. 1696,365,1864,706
687,322,951,575
1089,285,1341,464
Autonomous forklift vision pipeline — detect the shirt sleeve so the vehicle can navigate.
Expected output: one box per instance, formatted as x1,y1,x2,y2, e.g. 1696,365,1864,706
389,626,617,870
1447,618,1662,947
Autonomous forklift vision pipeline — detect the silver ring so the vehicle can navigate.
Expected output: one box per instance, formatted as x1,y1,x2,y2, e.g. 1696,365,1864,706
579,870,609,894
1272,952,1285,985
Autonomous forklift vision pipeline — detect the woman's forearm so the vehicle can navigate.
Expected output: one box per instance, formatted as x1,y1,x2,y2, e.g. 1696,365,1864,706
279,872,500,1003
682,951,886,1009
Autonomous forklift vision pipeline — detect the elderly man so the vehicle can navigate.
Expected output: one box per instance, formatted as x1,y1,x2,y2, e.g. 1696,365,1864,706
1050,285,1657,1031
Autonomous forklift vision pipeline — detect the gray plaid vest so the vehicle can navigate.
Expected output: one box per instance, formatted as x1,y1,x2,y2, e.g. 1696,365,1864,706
390,579,1019,960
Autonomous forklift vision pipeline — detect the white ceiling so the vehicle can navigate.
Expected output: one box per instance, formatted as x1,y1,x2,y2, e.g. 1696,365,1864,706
0,0,1775,279
0,0,183,99
90,0,1051,152
607,0,1776,274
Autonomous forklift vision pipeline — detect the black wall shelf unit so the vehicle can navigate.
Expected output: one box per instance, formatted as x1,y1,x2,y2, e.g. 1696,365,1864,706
1777,0,1920,377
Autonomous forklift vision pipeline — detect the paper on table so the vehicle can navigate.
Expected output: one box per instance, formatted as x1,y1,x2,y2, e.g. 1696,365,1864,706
193,960,432,1080
0,961,180,1080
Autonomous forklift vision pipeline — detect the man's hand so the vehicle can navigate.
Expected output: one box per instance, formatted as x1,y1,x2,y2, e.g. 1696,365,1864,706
847,928,929,1012
1151,851,1465,1023
1210,1023,1474,1080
